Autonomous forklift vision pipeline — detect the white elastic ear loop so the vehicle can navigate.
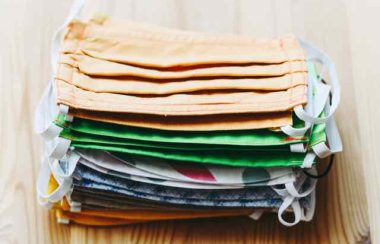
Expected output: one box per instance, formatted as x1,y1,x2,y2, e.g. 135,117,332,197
271,169,299,197
307,119,342,159
312,142,332,158
37,196,54,208
305,97,343,159
51,0,85,73
282,66,332,139
295,39,341,124
36,157,73,205
48,137,72,160
301,189,316,222
50,151,81,179
280,58,315,137
301,152,316,168
273,168,317,226
281,123,311,137
34,87,73,140
35,0,84,141
312,99,343,157
34,81,63,140
36,0,86,208
301,120,340,167
324,116,342,153
285,168,317,198
59,104,73,122
65,194,82,212
290,143,307,153
278,196,302,226
271,186,289,197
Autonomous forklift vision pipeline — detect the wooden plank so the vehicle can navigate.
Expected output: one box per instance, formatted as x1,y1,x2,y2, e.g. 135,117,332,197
0,0,373,242
346,1,380,243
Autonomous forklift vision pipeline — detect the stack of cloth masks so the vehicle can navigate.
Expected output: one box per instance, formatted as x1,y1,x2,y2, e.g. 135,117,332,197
35,1,342,227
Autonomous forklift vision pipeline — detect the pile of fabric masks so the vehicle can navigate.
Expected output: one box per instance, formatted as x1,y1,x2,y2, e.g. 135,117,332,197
35,4,342,227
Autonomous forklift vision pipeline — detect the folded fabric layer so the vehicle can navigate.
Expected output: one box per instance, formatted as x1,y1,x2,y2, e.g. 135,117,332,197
70,185,311,212
57,118,325,168
55,113,325,147
62,16,305,68
73,164,281,202
57,62,307,95
57,80,307,116
75,158,294,189
71,142,306,167
58,60,317,131
69,109,293,131
60,129,298,151
57,207,254,221
70,163,313,208
55,209,145,226
58,55,307,80
48,178,257,221
75,149,294,186
72,150,295,189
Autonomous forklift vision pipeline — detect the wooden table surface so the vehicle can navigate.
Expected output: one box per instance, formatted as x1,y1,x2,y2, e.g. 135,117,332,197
1,0,379,243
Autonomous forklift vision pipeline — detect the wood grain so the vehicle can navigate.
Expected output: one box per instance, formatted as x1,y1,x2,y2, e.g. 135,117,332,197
0,0,376,243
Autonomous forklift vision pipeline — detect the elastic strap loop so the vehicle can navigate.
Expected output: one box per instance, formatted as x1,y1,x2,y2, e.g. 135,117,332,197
301,188,316,222
281,123,311,137
310,103,343,158
271,173,298,197
51,0,85,73
303,154,334,179
58,104,74,122
323,114,343,154
301,152,316,168
281,65,331,137
48,137,72,160
312,142,331,158
34,81,63,140
36,157,73,204
295,39,341,124
35,0,84,141
37,196,54,209
271,187,288,197
290,143,307,153
50,151,80,179
285,168,317,198
277,196,302,226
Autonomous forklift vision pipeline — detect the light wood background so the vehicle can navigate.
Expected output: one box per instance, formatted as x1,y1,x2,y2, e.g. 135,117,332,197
1,0,379,243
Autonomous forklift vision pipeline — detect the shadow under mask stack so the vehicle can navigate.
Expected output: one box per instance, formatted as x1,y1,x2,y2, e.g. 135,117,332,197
35,13,342,227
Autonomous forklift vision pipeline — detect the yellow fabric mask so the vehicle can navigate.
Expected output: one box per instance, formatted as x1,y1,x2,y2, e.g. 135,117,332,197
69,109,292,131
57,80,306,116
61,15,305,68
55,210,145,226
57,60,307,95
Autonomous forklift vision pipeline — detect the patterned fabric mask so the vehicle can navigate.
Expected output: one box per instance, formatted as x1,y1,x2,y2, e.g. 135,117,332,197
70,163,311,208
73,149,295,189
